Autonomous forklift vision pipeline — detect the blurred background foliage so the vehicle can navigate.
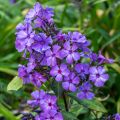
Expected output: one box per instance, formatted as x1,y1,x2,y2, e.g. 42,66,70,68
0,0,120,119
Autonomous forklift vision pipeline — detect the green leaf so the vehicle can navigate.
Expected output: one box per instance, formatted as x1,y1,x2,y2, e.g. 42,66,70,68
62,111,78,120
117,98,120,113
68,93,107,113
0,103,19,120
0,67,17,76
7,76,23,91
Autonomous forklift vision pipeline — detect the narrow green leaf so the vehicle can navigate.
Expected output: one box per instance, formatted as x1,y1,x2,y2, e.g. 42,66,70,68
0,67,17,76
62,111,78,120
7,76,23,91
0,103,19,120
68,93,107,113
117,98,120,113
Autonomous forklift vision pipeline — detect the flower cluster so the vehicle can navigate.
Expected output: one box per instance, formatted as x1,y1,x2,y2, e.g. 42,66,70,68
27,90,63,120
15,2,114,119
105,113,120,120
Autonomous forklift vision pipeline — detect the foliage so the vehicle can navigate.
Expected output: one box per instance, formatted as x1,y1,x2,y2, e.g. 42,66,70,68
0,0,120,119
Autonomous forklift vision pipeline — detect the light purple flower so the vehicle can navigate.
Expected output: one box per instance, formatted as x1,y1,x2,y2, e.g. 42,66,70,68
70,32,87,44
15,23,35,52
115,113,120,120
50,64,70,81
27,55,36,72
45,45,61,66
89,66,109,87
35,110,63,120
40,95,57,111
18,65,31,84
60,41,80,64
31,72,47,88
62,72,80,92
75,63,89,78
27,90,46,107
26,2,42,20
77,82,94,100
32,33,52,52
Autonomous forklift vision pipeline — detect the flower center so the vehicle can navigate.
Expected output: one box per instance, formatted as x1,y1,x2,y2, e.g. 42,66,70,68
96,73,100,78
69,50,73,54
58,69,62,74
48,102,52,106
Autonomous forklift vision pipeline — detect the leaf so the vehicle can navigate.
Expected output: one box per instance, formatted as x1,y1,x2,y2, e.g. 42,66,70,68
0,103,19,120
7,76,23,91
62,111,78,120
117,98,120,113
0,67,17,76
68,93,107,113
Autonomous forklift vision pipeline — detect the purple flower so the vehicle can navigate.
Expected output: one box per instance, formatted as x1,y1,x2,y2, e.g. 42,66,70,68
89,66,109,87
45,45,61,66
62,72,80,92
50,64,70,81
35,110,63,120
115,113,120,120
34,6,54,28
98,52,114,64
18,65,31,84
60,41,80,64
26,2,42,20
70,32,87,44
32,33,52,52
55,31,66,41
40,95,57,111
77,82,94,100
31,72,47,88
75,63,89,78
27,90,46,107
27,55,36,73
15,23,35,52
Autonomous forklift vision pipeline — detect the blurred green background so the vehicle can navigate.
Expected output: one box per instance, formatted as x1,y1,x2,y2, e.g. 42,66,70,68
0,0,120,119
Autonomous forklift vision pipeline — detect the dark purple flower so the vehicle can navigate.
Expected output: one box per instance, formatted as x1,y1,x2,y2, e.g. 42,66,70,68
50,64,70,81
18,65,31,84
31,72,47,88
62,72,80,92
27,90,46,107
32,33,52,52
55,31,66,41
35,110,63,120
89,66,109,87
75,63,89,78
60,41,80,64
45,45,61,66
77,82,94,100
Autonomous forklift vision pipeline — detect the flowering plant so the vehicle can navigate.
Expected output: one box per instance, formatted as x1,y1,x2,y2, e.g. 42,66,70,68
14,2,119,120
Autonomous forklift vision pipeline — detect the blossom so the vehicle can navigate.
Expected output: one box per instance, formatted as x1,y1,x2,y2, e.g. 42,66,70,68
35,110,63,120
89,66,109,87
114,113,120,120
60,41,80,63
40,95,57,111
32,33,52,52
18,65,31,84
31,72,47,88
15,23,35,52
27,90,46,107
62,72,80,92
77,82,94,100
75,63,89,78
50,64,70,81
45,45,61,66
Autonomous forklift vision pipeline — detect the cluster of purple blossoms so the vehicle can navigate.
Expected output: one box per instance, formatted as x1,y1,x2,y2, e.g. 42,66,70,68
27,90,63,120
15,2,114,119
